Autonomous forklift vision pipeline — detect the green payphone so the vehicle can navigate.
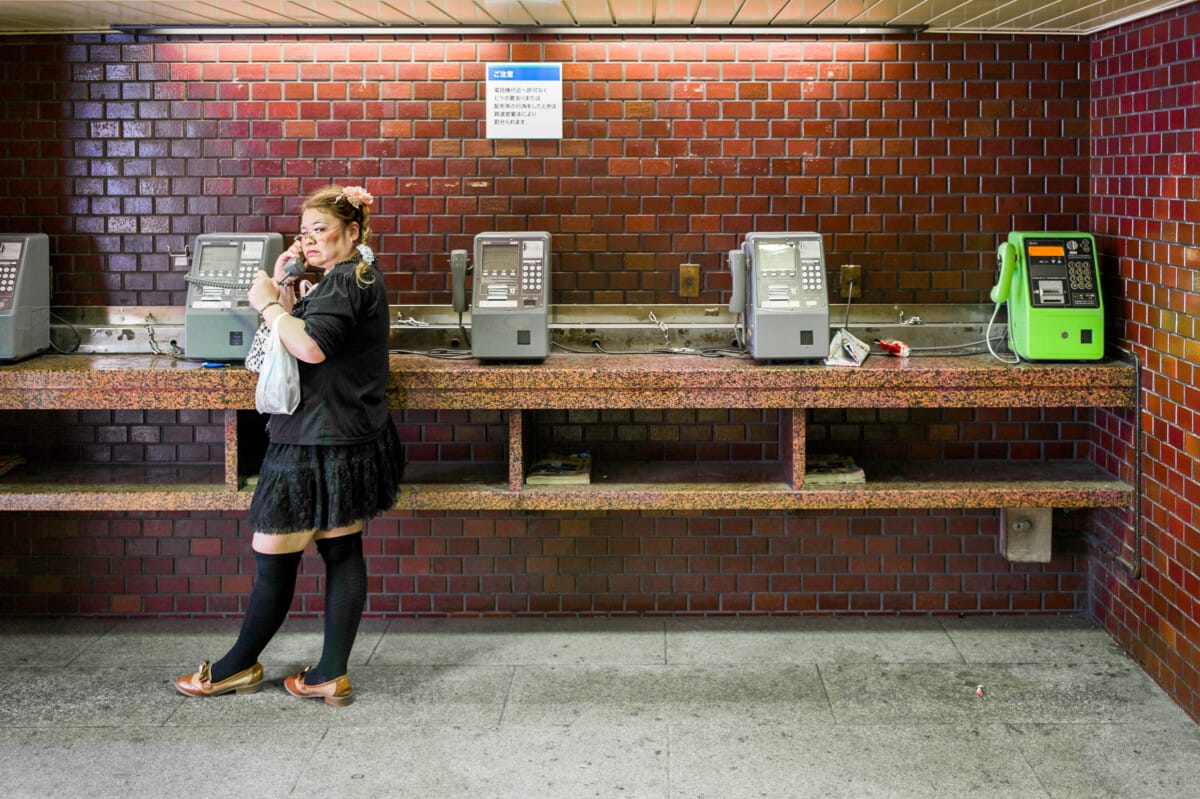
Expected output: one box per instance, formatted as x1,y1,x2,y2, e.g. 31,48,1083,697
991,231,1104,361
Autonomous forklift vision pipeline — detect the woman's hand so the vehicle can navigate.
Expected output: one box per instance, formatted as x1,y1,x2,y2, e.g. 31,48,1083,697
273,237,305,284
248,271,281,314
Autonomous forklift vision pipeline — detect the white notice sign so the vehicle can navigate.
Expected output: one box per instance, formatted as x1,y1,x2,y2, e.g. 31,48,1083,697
486,63,563,140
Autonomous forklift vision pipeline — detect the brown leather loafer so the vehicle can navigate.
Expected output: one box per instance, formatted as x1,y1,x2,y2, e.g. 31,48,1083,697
283,666,353,707
175,660,264,698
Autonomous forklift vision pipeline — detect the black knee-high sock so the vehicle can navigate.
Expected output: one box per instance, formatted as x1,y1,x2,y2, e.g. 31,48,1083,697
211,549,303,682
305,533,366,685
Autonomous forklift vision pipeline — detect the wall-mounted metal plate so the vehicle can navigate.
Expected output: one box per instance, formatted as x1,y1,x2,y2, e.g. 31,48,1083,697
679,263,701,298
1000,507,1053,563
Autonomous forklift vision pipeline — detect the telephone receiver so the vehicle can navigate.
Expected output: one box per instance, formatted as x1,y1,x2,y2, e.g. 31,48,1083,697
727,249,746,313
450,249,468,313
278,257,305,286
990,241,1018,304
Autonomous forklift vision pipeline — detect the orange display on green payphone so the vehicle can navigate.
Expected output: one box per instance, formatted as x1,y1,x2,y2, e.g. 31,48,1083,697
991,232,1104,361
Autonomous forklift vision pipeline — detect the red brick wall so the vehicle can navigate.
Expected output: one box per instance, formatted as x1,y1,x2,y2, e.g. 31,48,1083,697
0,30,1108,627
1,509,1088,616
0,404,1096,617
0,410,224,465
0,32,1090,307
1089,4,1200,722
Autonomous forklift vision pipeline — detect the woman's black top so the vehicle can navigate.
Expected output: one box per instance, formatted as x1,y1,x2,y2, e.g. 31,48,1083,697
266,256,390,446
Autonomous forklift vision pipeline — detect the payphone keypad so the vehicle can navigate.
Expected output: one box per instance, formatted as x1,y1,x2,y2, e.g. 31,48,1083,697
1068,262,1094,292
0,262,15,297
800,261,823,292
0,243,22,312
237,259,257,287
520,261,544,296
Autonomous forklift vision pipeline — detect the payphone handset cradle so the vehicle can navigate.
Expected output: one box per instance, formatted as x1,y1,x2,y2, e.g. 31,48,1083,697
183,232,283,361
737,232,830,362
727,249,748,350
466,232,552,362
990,231,1104,362
727,249,746,313
449,249,469,314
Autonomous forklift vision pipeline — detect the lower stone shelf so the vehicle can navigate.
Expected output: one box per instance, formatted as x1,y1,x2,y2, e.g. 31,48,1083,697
0,464,238,511
0,461,1130,513
396,461,1130,512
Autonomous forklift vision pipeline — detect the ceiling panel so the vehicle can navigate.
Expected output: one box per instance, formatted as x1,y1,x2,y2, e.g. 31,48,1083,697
909,0,1192,33
735,0,801,24
692,0,746,25
797,1,907,26
0,0,1192,35
640,1,702,25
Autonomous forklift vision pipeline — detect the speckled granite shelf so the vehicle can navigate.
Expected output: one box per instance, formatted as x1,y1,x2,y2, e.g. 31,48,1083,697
394,461,1129,512
397,353,1136,409
0,464,238,511
0,353,1135,410
0,353,1136,512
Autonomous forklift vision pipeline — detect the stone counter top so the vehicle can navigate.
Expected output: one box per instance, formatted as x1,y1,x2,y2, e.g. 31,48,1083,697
0,352,1136,410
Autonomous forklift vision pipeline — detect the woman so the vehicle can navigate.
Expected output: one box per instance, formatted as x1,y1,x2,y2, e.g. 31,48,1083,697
176,185,403,707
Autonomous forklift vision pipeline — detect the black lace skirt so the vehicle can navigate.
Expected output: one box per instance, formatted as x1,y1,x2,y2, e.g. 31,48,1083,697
247,421,405,534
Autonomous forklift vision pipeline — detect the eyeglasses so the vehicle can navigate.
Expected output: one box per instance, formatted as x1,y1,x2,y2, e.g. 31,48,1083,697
297,224,341,243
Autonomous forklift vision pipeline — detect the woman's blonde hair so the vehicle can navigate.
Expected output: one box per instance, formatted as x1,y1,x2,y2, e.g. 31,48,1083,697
302,185,375,287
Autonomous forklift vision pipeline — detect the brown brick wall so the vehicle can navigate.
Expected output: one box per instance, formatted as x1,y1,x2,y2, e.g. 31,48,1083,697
0,32,1090,307
0,509,1089,617
1089,4,1200,723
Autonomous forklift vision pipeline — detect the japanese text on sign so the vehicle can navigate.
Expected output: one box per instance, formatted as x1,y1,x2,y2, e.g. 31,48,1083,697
486,63,563,140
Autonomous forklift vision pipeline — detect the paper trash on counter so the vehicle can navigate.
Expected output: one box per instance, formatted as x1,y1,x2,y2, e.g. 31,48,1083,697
825,328,870,367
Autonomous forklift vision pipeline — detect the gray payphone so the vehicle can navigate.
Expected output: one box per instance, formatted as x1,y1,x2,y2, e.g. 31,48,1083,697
728,232,830,361
183,232,283,361
468,231,552,361
0,233,50,361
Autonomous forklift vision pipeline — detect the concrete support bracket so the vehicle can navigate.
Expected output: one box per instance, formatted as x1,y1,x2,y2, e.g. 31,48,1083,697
1000,507,1053,563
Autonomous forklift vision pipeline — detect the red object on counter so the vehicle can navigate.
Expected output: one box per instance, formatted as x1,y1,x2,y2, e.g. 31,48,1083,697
875,339,911,357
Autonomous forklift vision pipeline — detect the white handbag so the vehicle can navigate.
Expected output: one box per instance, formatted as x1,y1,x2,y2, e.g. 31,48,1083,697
254,316,300,415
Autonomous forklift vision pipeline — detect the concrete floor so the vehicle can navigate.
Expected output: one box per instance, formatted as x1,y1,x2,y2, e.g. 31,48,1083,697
1,615,1197,798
